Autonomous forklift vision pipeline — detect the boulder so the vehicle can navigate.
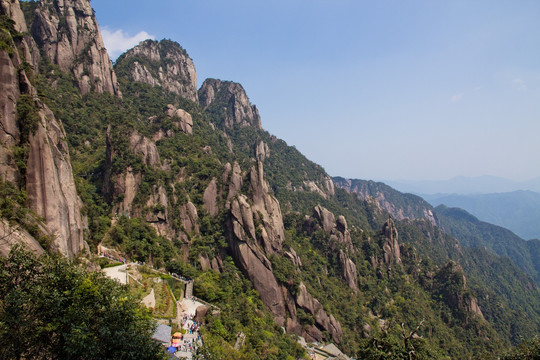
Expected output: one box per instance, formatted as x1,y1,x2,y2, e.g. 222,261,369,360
313,205,336,233
166,105,193,135
194,305,210,323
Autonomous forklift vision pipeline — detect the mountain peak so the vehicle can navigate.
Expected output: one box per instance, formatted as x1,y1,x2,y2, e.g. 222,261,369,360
115,38,198,102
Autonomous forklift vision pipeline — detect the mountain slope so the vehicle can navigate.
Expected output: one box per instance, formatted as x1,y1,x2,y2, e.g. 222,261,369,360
435,205,540,285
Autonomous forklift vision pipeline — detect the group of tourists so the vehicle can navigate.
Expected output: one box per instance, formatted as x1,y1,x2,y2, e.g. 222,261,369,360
181,313,200,335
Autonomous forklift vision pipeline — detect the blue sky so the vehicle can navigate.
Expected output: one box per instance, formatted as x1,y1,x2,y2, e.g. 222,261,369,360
91,0,540,182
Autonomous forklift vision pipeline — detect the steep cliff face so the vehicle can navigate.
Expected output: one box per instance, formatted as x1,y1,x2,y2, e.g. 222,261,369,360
30,0,120,95
225,149,287,325
115,39,197,102
224,147,344,343
25,101,86,255
0,2,87,256
199,78,262,130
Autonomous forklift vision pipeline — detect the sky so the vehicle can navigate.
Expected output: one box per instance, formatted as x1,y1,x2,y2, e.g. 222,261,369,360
91,0,540,182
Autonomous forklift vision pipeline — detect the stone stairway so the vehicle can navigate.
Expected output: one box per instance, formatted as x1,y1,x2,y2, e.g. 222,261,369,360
185,281,193,298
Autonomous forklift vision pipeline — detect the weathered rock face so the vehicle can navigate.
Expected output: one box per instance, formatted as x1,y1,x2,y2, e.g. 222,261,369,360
0,219,45,257
310,205,358,290
224,161,243,200
117,39,197,102
0,47,22,183
129,130,161,167
25,102,87,255
224,142,328,328
296,282,343,342
340,249,358,291
302,175,335,199
0,6,86,257
313,205,336,233
203,178,218,216
249,160,285,253
31,0,120,95
381,218,402,268
166,104,193,135
198,79,262,130
228,193,287,325
226,149,288,324
1,0,27,33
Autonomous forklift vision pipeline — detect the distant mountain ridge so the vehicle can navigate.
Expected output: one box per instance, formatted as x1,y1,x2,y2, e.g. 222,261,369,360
425,190,540,240
333,177,540,284
384,175,540,194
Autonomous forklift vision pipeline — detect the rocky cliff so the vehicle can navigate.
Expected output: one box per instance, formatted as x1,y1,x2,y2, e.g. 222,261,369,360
115,39,197,102
199,78,262,130
30,0,120,95
224,147,344,342
0,0,86,256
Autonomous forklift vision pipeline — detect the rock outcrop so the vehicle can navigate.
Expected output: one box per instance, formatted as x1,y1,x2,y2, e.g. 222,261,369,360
224,141,346,339
309,205,358,290
228,193,286,324
116,39,197,102
380,218,402,269
31,0,120,95
226,155,287,324
166,104,193,135
203,178,218,216
129,130,161,167
198,79,262,130
296,282,343,342
0,220,45,257
434,261,484,322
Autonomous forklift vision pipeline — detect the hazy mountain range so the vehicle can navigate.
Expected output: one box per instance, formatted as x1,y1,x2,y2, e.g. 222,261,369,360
384,175,540,195
423,191,540,240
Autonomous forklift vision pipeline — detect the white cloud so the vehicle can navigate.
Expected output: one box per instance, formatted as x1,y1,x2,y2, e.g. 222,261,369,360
451,93,464,103
101,27,155,60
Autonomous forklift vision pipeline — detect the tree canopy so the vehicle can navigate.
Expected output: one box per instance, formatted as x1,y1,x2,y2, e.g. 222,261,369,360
0,246,167,360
